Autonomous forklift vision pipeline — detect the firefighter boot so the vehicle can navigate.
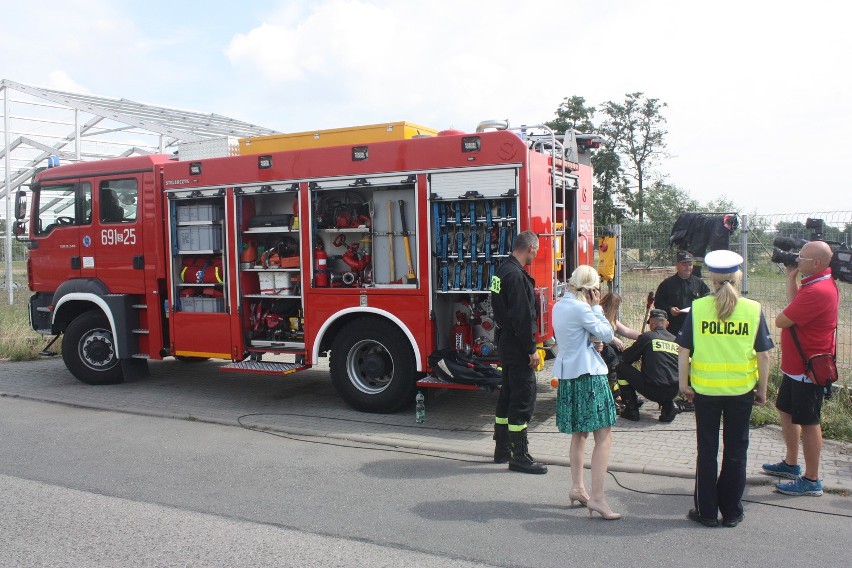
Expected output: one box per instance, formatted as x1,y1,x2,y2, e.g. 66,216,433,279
508,429,548,474
493,423,511,464
659,400,681,423
619,385,640,422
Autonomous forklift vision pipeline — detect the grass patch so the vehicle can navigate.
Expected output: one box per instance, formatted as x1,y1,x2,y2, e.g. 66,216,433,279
0,336,41,361
750,368,852,443
0,288,45,361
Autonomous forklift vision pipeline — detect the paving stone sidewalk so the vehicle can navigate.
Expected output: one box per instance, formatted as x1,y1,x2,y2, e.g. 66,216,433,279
0,357,849,491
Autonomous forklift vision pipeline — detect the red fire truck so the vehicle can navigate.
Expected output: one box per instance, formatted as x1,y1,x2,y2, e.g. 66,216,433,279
15,120,599,413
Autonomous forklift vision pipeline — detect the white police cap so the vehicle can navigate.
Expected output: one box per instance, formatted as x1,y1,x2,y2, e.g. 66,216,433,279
704,249,743,273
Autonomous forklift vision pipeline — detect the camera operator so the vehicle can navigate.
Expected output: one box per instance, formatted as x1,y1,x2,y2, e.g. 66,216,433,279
762,241,839,497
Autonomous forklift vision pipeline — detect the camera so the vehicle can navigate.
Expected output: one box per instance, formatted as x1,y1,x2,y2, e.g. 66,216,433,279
771,218,852,283
771,236,808,267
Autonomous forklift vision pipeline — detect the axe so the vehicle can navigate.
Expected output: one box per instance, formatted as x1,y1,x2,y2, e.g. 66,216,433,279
640,291,655,333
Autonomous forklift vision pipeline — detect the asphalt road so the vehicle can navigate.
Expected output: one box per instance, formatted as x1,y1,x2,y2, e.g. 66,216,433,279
1,396,850,568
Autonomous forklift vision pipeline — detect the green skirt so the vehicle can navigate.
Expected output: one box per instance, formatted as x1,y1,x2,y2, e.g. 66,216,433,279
556,374,617,434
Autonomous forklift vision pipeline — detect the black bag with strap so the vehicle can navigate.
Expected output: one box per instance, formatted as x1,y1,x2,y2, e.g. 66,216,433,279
427,348,502,389
789,326,838,387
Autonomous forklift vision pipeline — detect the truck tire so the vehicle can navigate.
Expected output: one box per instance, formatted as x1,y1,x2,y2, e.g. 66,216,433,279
61,311,124,385
330,318,417,413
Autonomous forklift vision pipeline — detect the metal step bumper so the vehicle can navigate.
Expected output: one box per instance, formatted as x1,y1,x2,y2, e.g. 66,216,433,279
220,361,308,375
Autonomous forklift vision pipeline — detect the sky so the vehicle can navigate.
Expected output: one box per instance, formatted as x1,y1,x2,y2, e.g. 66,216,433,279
1,0,850,217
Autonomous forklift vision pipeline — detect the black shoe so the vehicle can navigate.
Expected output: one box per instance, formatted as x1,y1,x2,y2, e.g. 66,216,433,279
509,459,548,474
722,514,744,528
620,406,640,421
508,430,548,474
660,401,681,423
620,387,641,421
688,509,719,527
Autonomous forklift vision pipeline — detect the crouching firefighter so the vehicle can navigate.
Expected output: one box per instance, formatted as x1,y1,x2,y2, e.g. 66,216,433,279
615,309,681,422
489,231,547,474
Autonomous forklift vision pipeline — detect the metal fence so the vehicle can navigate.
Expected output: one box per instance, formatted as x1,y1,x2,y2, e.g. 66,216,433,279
596,211,852,378
1,235,28,295
0,235,28,263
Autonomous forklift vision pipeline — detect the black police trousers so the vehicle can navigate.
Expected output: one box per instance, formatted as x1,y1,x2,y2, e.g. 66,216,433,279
693,391,754,521
615,362,678,404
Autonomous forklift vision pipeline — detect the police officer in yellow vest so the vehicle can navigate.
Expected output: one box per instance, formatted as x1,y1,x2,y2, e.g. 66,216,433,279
677,250,773,528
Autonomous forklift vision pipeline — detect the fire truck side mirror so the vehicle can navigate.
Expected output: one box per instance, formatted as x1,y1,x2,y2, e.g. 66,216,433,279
13,220,29,241
14,189,27,220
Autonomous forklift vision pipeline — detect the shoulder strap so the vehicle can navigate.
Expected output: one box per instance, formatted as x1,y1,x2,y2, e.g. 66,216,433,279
790,324,838,363
788,326,808,367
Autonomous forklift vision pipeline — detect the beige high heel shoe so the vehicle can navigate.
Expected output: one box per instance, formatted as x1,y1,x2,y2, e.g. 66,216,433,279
568,490,589,507
587,499,621,520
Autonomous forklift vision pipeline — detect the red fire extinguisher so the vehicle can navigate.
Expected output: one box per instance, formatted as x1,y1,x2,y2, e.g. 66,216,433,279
452,311,472,353
314,240,329,287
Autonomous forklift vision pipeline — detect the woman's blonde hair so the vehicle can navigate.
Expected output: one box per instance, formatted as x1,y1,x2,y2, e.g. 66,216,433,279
567,265,600,303
599,292,622,329
710,270,742,320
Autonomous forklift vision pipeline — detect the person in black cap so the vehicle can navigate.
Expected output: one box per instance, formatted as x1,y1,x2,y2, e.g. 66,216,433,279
615,309,681,422
654,251,711,336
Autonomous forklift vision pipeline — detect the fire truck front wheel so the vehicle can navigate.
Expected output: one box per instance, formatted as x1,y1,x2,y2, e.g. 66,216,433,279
330,319,417,413
61,311,124,385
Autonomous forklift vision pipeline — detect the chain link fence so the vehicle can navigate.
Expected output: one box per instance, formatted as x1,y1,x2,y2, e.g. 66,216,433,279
596,211,852,378
1,235,28,292
0,235,28,262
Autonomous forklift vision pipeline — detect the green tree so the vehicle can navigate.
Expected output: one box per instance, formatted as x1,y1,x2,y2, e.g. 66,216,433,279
591,148,630,226
621,182,697,265
545,95,596,134
702,196,739,214
819,223,843,243
598,92,668,224
776,221,807,239
546,95,630,225
643,181,698,223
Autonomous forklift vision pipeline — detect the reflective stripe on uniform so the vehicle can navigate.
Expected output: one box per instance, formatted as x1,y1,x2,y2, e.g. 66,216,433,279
651,339,678,354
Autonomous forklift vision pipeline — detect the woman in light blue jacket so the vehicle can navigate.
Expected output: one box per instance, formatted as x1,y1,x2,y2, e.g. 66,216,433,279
552,265,620,520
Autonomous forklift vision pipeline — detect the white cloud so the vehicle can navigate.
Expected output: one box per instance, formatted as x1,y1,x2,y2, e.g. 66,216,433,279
45,71,91,94
1,0,849,215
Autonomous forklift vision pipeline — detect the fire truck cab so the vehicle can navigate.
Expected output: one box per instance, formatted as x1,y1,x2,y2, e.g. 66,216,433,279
18,121,598,413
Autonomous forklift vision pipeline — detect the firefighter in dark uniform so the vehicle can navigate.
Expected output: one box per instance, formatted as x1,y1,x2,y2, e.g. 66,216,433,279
489,230,547,474
654,251,711,335
616,309,681,422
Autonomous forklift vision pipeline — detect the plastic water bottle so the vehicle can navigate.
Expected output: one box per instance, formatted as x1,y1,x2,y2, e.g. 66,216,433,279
415,391,425,423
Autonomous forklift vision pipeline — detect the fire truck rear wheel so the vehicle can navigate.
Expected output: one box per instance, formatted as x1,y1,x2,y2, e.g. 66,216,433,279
330,318,417,413
61,311,124,385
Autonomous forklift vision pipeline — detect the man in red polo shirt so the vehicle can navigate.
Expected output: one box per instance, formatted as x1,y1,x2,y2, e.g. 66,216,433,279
762,241,839,496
